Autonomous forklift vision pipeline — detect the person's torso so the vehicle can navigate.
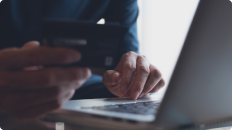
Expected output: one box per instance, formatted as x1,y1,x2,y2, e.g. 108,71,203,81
0,0,111,49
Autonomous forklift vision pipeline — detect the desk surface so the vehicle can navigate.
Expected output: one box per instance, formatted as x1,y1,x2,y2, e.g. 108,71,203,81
1,112,232,130
0,113,81,130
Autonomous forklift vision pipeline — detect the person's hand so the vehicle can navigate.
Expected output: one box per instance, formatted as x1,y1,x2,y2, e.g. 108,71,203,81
103,51,165,100
0,41,91,119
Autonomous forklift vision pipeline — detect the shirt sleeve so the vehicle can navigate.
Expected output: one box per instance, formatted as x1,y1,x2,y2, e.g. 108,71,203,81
104,0,139,59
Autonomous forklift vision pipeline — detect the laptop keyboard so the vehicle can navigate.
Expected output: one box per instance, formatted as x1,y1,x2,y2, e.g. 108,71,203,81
84,101,160,115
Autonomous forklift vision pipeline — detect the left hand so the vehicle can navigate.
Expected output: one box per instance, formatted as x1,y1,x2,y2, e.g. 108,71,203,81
103,51,165,100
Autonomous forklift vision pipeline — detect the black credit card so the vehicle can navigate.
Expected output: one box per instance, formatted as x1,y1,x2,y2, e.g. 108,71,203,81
41,19,121,69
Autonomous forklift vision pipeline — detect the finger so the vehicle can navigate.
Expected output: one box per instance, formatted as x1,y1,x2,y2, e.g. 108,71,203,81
121,71,137,97
130,56,150,100
139,64,162,97
138,93,150,98
4,67,91,90
7,87,72,110
0,47,81,69
114,62,122,72
119,52,137,94
20,89,74,119
103,70,123,97
24,66,40,71
22,41,40,50
2,85,76,117
149,78,165,93
24,65,44,71
15,100,63,119
21,41,43,71
103,70,121,87
64,89,75,100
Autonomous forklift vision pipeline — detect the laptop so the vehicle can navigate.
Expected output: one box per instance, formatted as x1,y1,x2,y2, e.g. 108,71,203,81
44,0,232,129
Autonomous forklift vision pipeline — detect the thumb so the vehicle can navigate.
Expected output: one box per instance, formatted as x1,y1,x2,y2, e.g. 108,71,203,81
22,41,40,50
22,41,42,71
103,70,121,87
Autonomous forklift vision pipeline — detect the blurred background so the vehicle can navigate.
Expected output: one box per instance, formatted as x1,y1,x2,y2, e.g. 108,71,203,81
137,0,200,96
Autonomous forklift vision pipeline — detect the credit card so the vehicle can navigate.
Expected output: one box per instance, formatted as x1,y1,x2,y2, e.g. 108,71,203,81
41,19,121,69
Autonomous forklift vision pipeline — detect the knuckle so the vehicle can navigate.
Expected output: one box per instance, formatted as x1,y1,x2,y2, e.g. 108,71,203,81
137,55,143,59
123,63,136,71
137,82,144,88
122,51,136,58
138,55,148,63
127,51,136,56
124,77,132,85
138,65,150,74
134,82,144,92
141,55,147,59
150,64,157,70
152,69,162,79
141,55,149,61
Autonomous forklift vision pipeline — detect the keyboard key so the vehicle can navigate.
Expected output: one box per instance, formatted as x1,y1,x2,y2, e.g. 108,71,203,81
91,101,160,115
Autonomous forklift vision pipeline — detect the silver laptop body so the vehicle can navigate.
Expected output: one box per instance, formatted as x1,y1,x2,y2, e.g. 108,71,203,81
45,0,232,129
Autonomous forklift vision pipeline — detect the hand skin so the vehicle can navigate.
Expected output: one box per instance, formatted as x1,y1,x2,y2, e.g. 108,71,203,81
103,51,165,100
0,41,91,119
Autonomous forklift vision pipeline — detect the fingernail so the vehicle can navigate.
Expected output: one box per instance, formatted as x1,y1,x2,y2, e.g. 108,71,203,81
132,91,140,100
120,85,128,94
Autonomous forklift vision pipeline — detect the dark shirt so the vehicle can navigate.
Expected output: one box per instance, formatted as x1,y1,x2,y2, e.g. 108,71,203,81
0,0,139,86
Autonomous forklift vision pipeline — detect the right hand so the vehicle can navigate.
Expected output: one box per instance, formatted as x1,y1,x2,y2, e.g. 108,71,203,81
0,41,91,119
